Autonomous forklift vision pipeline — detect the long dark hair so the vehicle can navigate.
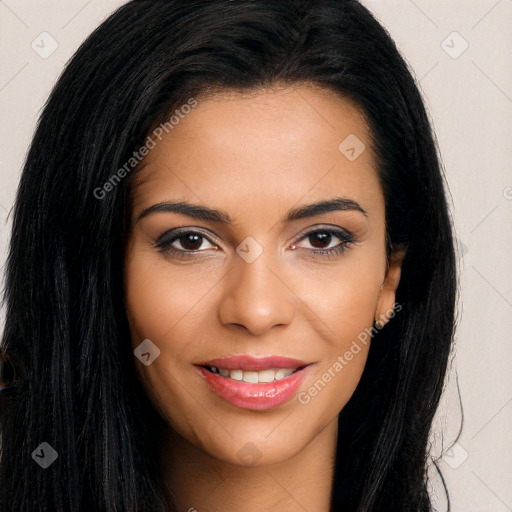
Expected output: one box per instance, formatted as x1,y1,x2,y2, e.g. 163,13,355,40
0,1,457,510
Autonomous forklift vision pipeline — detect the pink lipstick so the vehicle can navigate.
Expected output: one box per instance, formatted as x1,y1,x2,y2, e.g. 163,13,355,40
196,355,311,410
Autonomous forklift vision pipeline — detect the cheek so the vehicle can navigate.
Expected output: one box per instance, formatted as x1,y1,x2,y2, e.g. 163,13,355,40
290,251,384,346
124,249,215,348
289,252,383,414
123,249,222,416
123,251,212,434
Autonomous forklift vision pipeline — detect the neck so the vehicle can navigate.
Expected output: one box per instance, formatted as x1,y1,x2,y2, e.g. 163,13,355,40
160,418,338,512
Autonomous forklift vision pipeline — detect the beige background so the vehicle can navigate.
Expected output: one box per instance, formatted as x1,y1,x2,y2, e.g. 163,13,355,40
0,1,511,510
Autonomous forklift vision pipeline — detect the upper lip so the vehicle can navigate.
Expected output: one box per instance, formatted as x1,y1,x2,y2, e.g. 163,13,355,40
197,355,310,371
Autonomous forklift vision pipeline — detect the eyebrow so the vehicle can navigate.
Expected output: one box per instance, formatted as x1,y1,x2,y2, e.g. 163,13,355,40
134,197,368,226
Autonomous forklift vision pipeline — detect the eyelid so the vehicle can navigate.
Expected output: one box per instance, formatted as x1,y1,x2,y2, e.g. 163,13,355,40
155,226,220,249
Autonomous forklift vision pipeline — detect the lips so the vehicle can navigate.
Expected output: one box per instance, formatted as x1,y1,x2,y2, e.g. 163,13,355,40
196,355,311,410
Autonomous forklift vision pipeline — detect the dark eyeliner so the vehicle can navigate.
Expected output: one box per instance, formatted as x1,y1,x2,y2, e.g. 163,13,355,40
294,227,355,259
155,228,216,258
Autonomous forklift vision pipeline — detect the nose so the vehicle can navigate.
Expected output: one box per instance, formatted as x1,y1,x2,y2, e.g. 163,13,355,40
217,253,295,336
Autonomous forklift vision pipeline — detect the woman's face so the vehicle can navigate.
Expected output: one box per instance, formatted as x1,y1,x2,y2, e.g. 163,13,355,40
124,83,402,467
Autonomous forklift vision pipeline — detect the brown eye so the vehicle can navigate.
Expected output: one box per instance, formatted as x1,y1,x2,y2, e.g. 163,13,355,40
308,232,333,249
155,229,219,257
291,227,355,258
176,233,205,251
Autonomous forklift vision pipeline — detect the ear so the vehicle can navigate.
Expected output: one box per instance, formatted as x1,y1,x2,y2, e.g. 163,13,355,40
375,247,405,327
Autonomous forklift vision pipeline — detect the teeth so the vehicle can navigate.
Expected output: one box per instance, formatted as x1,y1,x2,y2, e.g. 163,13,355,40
230,369,243,381
208,367,298,383
258,369,275,383
242,371,259,383
275,368,294,380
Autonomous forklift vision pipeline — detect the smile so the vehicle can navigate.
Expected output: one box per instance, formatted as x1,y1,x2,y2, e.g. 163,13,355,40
196,355,311,410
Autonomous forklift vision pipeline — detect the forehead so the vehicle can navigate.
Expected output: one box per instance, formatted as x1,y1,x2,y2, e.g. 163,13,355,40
130,83,381,222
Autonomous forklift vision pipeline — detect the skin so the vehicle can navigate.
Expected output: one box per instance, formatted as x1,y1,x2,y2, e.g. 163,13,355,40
123,83,403,512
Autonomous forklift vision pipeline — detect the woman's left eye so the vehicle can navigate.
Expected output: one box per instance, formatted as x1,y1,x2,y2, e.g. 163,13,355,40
155,227,355,259
291,228,355,258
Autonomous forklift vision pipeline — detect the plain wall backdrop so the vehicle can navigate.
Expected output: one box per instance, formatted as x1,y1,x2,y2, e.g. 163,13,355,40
0,1,511,511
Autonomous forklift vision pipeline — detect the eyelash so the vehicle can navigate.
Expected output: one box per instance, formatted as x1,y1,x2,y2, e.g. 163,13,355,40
155,227,355,260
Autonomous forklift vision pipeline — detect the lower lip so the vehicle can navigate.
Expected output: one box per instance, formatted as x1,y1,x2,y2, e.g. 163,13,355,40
197,366,309,410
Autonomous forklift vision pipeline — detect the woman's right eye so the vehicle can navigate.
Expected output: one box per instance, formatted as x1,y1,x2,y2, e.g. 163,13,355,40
155,230,219,257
